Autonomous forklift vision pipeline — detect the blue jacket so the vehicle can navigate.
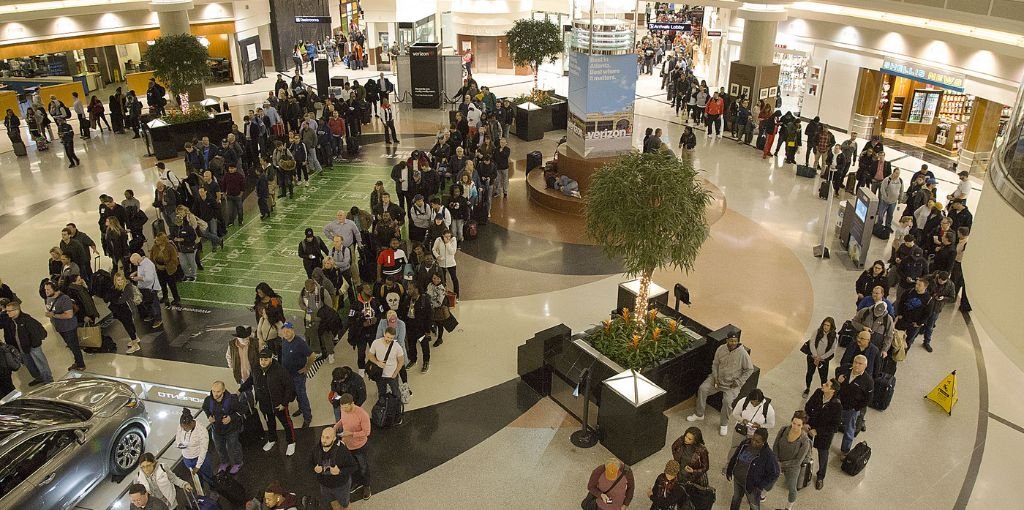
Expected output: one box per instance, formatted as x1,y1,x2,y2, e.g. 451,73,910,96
727,441,780,494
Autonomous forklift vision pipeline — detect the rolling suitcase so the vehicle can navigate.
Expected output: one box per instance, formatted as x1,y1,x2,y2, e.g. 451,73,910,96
841,441,871,475
13,141,27,157
796,164,816,178
818,180,831,200
845,173,858,194
870,372,896,410
797,460,813,490
212,471,247,507
371,390,404,428
473,201,489,225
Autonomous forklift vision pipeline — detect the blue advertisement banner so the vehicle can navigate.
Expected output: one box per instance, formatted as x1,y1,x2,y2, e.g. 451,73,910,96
567,52,637,157
880,58,965,92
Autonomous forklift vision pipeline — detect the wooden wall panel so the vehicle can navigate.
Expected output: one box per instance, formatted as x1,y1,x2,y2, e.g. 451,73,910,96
0,22,235,61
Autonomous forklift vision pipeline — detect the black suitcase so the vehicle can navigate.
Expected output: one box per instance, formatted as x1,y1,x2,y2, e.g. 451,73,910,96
838,320,857,348
526,151,543,174
797,460,813,490
845,173,858,194
818,180,830,199
472,200,489,225
870,372,896,410
346,135,360,155
12,141,27,157
371,391,403,428
842,441,871,475
212,471,247,506
872,223,891,240
796,164,816,178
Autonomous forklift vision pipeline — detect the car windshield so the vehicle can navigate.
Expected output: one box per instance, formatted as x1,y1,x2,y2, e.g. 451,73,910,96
0,399,91,426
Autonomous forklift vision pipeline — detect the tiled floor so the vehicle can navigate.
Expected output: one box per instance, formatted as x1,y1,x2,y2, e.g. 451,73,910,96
0,63,1018,510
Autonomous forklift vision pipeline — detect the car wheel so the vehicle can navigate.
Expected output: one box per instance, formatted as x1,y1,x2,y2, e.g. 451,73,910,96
109,427,145,476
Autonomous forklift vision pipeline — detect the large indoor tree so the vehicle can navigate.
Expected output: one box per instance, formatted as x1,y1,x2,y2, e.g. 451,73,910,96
585,151,712,336
504,18,564,91
145,33,211,112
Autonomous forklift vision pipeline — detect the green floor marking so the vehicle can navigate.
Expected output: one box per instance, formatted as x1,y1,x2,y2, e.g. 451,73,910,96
178,163,390,311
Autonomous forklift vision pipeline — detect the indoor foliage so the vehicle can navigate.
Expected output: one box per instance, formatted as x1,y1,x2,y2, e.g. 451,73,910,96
590,308,695,370
162,109,212,125
584,151,712,366
509,89,559,107
504,18,563,91
145,33,211,108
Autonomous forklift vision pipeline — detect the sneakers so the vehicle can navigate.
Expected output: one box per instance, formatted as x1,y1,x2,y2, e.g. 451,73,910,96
686,414,705,422
262,441,276,452
152,320,163,329
126,341,141,354
286,443,295,456
407,359,417,369
720,425,729,436
328,354,335,364
432,338,443,348
421,361,430,373
363,486,372,500
815,478,824,490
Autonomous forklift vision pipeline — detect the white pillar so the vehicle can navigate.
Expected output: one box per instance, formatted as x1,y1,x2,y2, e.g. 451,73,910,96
151,0,195,36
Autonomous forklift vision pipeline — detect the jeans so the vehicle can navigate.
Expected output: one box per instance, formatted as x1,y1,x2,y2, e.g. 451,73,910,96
292,373,311,422
375,376,400,401
805,356,830,390
781,467,800,504
495,168,509,196
452,218,465,242
225,195,244,225
904,324,923,348
923,311,940,346
201,219,223,247
278,172,294,197
58,329,86,368
140,287,162,320
879,200,897,228
23,345,54,383
182,453,214,487
211,429,243,466
841,408,860,452
178,252,197,279
350,444,370,488
815,441,832,480
730,478,760,510
307,149,323,174
695,375,741,426
263,405,296,444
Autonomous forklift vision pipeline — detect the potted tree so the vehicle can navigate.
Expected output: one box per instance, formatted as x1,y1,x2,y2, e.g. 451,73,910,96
145,33,212,114
505,19,567,135
584,151,713,369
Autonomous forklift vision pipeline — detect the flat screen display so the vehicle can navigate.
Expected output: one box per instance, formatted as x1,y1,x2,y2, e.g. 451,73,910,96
855,198,868,221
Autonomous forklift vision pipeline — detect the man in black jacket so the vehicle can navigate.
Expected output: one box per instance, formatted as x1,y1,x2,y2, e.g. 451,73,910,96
726,428,780,509
243,349,296,456
3,299,53,386
837,355,874,455
329,366,366,422
313,426,359,510
403,284,433,372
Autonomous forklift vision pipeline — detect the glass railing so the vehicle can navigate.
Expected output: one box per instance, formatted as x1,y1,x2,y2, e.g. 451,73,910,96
993,82,1024,215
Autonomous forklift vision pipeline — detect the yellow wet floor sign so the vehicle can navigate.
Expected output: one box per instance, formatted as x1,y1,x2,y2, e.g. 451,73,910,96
925,370,958,415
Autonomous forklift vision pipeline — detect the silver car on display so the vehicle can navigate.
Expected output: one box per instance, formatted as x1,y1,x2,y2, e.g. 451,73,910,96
0,378,149,509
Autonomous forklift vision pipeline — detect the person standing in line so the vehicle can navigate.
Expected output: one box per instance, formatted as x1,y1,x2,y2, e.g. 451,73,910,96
201,381,245,474
877,167,903,229
773,411,812,510
802,317,838,396
130,251,164,327
895,278,933,350
57,117,81,167
647,460,688,510
280,322,316,428
3,299,53,385
298,228,329,279
380,98,398,145
493,137,511,199
431,229,460,298
922,271,956,350
107,273,142,354
348,283,383,376
725,428,779,510
313,426,360,510
403,283,432,372
242,349,297,456
687,333,755,436
366,327,405,400
42,280,85,371
726,389,777,464
585,459,634,510
221,164,246,227
176,409,213,487
804,378,843,490
127,483,170,510
837,355,874,456
670,426,710,486
329,368,366,422
133,452,193,509
333,393,373,501
72,92,89,139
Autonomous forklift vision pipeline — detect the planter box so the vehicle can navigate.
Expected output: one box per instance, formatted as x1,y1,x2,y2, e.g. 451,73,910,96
549,98,567,130
146,112,232,160
514,102,551,141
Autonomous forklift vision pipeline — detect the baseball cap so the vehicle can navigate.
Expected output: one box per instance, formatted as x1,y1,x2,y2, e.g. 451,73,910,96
259,349,274,359
281,321,294,330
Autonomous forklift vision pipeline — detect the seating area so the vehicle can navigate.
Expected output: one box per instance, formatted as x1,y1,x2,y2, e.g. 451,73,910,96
526,169,585,216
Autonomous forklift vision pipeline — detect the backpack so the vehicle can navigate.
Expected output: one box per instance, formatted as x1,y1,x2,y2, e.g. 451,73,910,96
60,102,71,119
279,150,296,172
890,330,907,362
0,342,23,371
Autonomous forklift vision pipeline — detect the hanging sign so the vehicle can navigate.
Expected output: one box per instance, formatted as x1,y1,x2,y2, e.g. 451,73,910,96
647,22,691,31
295,16,331,24
881,58,965,92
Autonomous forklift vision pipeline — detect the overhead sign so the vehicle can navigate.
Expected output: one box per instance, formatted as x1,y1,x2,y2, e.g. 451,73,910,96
295,16,331,24
706,30,723,38
881,58,965,92
567,52,637,157
647,22,691,31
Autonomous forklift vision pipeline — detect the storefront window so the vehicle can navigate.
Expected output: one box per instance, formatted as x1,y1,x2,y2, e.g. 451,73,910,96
994,83,1024,215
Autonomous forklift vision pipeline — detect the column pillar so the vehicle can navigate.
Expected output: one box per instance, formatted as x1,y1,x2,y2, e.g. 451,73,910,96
959,98,1006,173
728,3,786,105
150,0,194,36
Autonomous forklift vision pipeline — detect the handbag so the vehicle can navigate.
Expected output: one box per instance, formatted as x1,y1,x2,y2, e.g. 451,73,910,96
432,305,451,322
684,482,717,510
581,468,627,510
365,342,393,382
77,325,103,349
800,340,812,356
445,290,457,308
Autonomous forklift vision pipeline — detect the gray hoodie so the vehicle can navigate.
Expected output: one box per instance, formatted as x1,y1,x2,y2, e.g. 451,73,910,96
711,343,755,389
879,174,903,205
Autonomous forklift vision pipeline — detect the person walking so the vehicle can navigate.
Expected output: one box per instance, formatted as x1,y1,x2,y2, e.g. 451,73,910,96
57,117,81,167
313,426,360,510
688,333,756,436
725,428,779,510
42,280,85,371
380,98,398,145
280,322,316,427
585,459,634,510
298,228,329,279
804,378,843,490
3,299,53,385
837,355,874,456
773,411,812,510
333,393,373,500
242,349,297,456
802,317,838,395
201,381,245,474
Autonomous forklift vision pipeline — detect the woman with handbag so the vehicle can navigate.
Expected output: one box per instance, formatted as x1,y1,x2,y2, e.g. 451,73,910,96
670,427,710,486
584,459,634,510
431,229,460,298
726,389,777,464
427,273,450,348
804,378,843,490
648,460,688,510
108,272,141,354
801,317,838,396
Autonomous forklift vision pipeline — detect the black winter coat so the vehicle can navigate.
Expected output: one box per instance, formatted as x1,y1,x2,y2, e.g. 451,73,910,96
804,390,843,449
243,360,294,409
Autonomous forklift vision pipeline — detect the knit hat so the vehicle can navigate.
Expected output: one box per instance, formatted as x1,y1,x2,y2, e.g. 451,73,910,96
235,326,252,338
435,213,445,221
304,228,314,237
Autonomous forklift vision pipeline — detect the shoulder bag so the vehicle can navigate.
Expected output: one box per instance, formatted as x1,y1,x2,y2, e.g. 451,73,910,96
366,341,394,382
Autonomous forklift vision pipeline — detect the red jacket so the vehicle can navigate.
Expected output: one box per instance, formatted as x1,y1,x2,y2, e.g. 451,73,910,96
705,97,724,116
328,117,346,136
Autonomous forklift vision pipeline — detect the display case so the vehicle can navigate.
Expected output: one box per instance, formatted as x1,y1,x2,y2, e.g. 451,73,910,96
927,121,966,156
905,89,942,136
774,51,808,113
938,92,973,123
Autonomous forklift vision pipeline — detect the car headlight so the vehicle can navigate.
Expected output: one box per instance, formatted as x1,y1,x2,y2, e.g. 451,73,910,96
125,395,139,408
